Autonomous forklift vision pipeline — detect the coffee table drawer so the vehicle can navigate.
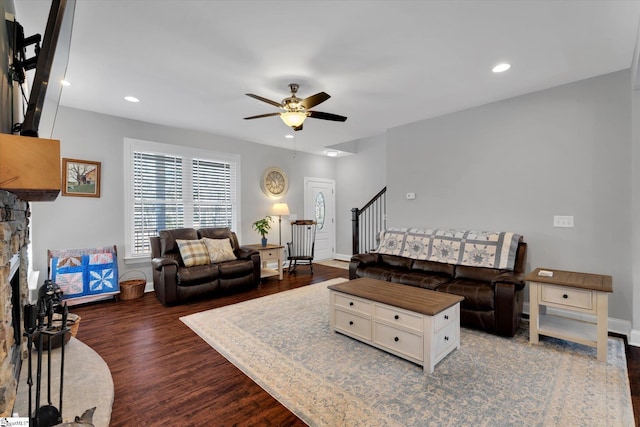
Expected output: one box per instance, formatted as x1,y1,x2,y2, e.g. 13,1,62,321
434,305,457,331
260,249,280,262
335,308,372,341
374,305,423,332
334,293,371,316
434,320,457,360
374,322,423,361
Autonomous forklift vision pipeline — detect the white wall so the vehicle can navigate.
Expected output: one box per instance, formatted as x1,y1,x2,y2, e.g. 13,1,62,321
30,106,336,281
335,134,387,257
386,70,633,324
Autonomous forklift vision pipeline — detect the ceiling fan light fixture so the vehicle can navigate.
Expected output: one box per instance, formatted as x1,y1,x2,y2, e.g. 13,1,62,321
280,111,307,128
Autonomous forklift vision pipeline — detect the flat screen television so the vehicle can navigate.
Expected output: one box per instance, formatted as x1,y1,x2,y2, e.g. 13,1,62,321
18,0,75,138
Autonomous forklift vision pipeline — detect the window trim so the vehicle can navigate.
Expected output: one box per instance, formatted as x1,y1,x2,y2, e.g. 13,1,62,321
123,137,241,259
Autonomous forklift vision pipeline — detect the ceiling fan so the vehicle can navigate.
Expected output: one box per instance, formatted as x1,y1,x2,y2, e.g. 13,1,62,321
244,83,347,131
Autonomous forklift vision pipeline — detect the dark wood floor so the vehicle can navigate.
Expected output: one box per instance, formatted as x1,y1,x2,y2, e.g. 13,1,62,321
72,265,640,426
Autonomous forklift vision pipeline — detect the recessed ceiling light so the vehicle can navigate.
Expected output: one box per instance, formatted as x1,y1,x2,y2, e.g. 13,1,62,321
61,79,71,86
325,150,339,157
492,63,511,73
124,96,140,103
285,134,294,139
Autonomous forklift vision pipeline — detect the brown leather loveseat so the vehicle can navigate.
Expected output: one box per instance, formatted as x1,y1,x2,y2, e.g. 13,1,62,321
349,229,527,337
150,227,260,305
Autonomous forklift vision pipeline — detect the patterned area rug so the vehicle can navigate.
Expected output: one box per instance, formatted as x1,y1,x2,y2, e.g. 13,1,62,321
181,279,633,426
314,259,349,270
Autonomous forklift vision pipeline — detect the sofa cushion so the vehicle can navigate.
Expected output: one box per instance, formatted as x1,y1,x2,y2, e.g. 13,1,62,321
202,238,237,263
356,265,395,281
412,259,454,276
219,259,255,278
379,254,413,269
390,272,451,290
176,239,210,267
177,264,219,286
437,279,494,311
454,265,505,282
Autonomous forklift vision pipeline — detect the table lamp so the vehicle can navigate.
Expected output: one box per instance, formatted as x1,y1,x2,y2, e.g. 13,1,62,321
271,202,290,245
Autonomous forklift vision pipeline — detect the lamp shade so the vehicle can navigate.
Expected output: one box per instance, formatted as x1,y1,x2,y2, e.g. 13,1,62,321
280,112,307,128
272,202,290,216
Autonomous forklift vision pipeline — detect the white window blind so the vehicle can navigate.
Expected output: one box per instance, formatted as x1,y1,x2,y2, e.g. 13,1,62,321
124,139,240,258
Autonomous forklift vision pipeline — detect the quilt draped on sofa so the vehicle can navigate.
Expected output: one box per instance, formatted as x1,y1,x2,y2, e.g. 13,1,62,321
376,228,522,270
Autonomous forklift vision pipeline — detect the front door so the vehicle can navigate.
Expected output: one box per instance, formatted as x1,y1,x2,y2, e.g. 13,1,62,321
304,177,335,261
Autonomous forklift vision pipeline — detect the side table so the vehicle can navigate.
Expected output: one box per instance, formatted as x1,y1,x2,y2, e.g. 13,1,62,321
525,268,613,362
243,244,284,280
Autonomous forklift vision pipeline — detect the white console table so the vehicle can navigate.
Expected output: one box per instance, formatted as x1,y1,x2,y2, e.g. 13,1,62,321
526,268,613,362
243,244,284,280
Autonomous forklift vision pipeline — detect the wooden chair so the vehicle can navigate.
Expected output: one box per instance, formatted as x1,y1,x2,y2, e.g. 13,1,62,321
287,220,316,274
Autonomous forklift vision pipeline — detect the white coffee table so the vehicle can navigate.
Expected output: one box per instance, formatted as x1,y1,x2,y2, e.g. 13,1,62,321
328,277,464,373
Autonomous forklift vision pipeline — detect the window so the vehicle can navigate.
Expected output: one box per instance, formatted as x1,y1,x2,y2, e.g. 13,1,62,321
124,138,240,258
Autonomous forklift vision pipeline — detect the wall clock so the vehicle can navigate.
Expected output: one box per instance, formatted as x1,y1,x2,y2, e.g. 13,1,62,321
261,167,289,198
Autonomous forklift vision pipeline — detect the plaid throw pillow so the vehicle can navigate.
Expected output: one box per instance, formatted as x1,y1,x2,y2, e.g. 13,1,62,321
176,239,210,267
202,238,237,263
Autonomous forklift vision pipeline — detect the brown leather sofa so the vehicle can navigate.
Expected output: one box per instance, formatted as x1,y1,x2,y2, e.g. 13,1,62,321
349,241,527,336
150,227,260,305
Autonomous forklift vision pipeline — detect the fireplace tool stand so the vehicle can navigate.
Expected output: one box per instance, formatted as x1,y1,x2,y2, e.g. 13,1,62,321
24,280,69,427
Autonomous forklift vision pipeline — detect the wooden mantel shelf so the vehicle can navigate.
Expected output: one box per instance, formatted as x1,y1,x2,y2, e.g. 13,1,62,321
0,133,60,201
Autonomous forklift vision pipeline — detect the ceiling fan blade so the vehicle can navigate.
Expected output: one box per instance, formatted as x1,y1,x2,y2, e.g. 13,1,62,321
293,124,303,131
245,93,283,108
300,92,330,109
308,111,348,122
243,112,280,120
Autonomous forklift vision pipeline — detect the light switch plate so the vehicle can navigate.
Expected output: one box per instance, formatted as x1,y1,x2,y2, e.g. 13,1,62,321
553,216,574,228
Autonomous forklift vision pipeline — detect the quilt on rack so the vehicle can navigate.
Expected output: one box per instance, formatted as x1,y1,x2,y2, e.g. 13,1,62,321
49,246,120,300
376,228,522,270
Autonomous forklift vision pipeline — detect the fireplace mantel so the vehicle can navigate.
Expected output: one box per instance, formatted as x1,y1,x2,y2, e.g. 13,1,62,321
0,134,60,201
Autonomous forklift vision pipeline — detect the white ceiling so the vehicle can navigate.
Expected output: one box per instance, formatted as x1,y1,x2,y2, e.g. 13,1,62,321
14,0,640,156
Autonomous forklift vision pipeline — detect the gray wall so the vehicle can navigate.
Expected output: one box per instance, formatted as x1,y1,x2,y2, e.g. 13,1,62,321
386,70,633,322
335,134,387,257
31,106,336,280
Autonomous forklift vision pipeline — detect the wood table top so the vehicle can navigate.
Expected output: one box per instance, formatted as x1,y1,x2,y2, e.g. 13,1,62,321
524,268,613,293
328,277,464,316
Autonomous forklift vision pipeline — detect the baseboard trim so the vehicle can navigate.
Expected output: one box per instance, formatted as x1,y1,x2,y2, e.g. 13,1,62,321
334,253,352,262
523,302,634,345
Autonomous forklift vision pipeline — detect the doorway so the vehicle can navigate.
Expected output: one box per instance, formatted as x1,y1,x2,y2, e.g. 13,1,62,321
304,177,335,261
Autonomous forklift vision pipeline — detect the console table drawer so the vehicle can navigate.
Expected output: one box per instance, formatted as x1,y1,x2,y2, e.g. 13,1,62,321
334,293,371,316
260,250,280,262
335,308,371,340
540,284,593,310
374,322,423,361
374,305,423,332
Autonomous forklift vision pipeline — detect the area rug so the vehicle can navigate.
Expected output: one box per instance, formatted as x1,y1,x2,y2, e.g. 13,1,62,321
314,259,349,270
180,279,633,426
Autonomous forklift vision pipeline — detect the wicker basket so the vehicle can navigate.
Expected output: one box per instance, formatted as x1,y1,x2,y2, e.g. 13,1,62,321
119,270,147,300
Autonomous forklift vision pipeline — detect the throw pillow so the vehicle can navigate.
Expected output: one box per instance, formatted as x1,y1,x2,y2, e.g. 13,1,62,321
176,239,210,267
202,238,237,263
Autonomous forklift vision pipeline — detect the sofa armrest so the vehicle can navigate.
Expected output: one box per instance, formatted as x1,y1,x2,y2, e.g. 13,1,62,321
236,247,259,260
151,257,179,305
349,252,379,279
351,252,379,265
151,257,179,270
492,271,525,291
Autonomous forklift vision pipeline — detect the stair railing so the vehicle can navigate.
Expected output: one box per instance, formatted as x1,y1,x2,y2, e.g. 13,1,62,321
351,187,386,254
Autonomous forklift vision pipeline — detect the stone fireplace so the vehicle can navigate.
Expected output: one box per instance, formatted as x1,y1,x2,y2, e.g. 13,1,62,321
0,190,30,416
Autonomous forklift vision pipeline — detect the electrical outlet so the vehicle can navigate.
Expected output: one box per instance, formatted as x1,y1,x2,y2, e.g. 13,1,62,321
553,216,574,228
406,192,416,200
